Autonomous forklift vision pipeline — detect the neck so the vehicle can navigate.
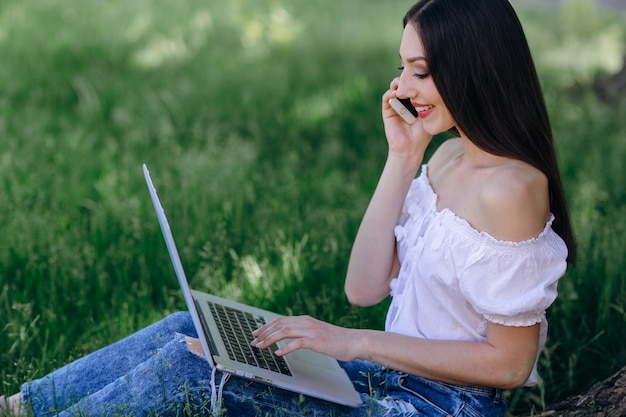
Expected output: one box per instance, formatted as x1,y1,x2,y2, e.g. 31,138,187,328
458,135,510,169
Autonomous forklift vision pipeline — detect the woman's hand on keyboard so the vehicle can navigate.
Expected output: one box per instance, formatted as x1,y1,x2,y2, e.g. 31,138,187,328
251,316,364,362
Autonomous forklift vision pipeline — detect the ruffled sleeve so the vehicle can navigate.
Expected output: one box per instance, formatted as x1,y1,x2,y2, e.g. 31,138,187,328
457,216,568,326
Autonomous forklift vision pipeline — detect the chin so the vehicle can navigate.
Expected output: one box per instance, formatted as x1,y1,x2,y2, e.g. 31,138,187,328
421,122,446,136
422,120,455,136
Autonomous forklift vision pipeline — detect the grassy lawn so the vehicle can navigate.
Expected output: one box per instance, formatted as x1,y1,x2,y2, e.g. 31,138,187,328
1,0,625,415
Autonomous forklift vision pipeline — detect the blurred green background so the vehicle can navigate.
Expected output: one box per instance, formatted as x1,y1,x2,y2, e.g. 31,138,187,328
1,0,625,415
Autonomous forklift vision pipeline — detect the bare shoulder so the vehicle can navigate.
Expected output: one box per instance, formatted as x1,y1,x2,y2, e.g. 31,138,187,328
478,161,550,242
427,138,463,172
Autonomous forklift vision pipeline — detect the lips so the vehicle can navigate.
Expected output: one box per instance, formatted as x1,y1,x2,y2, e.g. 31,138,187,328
412,103,435,118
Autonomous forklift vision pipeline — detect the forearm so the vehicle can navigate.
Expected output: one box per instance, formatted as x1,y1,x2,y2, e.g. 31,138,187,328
345,152,423,306
353,329,536,390
254,315,537,389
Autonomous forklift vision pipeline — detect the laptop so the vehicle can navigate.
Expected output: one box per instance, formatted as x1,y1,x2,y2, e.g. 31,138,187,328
142,164,362,408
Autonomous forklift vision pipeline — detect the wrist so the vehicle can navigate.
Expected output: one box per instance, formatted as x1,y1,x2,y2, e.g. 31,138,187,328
350,329,375,362
385,151,423,182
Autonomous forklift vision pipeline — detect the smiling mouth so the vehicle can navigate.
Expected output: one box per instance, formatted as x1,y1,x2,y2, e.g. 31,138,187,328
415,104,434,113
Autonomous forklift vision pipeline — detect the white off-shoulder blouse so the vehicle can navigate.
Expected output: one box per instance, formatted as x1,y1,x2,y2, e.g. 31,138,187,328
385,165,568,386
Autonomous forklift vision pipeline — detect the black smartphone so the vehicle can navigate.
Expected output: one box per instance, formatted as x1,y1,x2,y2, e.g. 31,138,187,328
388,97,418,124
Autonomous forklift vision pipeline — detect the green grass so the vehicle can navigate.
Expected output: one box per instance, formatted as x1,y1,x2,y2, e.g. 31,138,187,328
1,0,625,415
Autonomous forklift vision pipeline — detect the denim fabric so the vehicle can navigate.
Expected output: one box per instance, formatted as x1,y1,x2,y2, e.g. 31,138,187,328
22,312,507,416
22,312,198,416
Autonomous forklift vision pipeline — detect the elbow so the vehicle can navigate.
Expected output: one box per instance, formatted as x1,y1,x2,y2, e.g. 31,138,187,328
346,293,372,308
498,375,530,390
344,282,385,307
493,363,534,390
344,254,396,307
344,285,371,307
484,327,540,390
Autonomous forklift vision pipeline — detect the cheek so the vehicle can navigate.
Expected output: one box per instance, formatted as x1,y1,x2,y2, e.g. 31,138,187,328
435,101,455,128
442,110,456,129
422,108,456,136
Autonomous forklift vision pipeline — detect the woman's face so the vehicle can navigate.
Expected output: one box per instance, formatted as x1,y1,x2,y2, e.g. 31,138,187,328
396,25,456,135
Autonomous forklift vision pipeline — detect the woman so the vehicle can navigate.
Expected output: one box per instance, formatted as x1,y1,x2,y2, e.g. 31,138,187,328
2,0,575,415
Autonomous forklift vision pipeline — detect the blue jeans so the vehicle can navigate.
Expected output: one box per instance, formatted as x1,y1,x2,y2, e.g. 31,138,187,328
22,312,508,416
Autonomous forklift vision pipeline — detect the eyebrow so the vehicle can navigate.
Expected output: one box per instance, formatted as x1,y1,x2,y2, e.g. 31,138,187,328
398,53,428,63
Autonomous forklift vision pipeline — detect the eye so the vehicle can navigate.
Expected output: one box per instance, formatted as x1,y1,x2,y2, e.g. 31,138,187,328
397,66,430,79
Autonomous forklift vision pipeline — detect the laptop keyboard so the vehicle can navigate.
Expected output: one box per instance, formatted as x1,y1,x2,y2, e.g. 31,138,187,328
207,301,292,376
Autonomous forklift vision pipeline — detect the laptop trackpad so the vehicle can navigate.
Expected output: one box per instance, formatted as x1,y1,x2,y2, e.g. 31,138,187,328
288,349,335,370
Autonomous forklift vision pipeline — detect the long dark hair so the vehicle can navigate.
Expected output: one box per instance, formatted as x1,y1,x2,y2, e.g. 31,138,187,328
404,0,576,264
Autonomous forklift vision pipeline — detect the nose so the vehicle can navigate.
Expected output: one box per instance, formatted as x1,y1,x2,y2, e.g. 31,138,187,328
395,68,416,100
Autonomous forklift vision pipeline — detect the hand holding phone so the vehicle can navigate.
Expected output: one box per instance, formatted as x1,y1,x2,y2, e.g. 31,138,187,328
388,97,418,124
